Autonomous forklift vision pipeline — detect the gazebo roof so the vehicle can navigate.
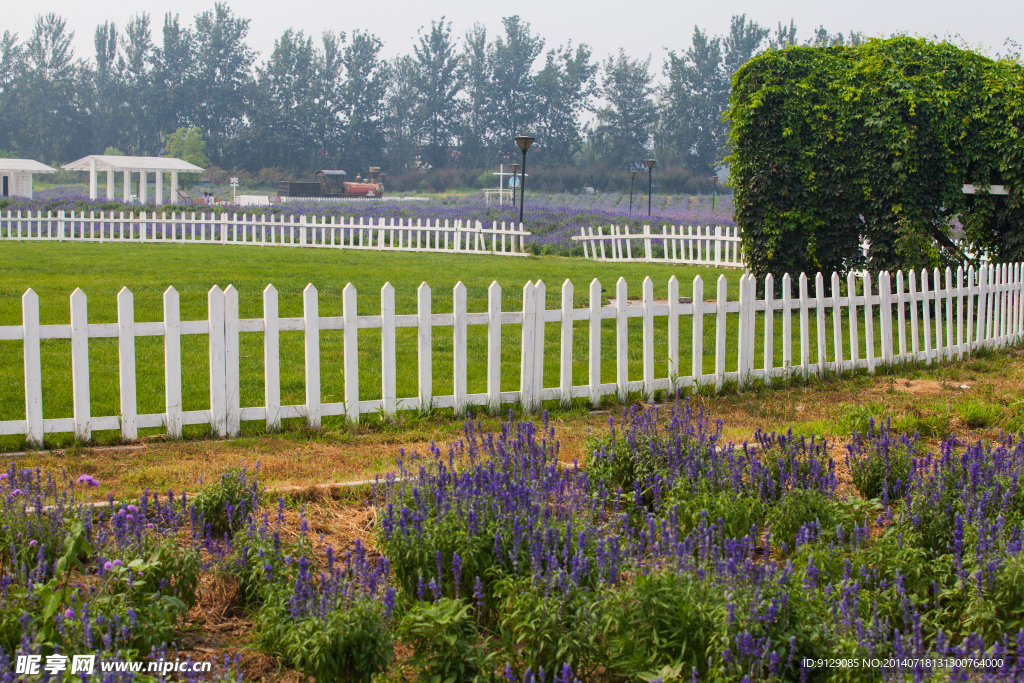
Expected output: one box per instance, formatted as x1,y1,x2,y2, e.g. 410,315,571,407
63,155,205,173
0,159,57,173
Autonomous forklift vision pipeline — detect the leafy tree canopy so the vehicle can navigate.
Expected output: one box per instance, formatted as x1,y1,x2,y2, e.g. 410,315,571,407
727,37,1024,280
165,126,211,167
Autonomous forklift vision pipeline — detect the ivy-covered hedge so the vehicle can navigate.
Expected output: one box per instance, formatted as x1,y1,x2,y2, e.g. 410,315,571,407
727,37,1024,280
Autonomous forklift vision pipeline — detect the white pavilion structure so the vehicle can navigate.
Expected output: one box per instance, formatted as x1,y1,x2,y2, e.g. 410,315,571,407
1,159,57,199
62,155,205,205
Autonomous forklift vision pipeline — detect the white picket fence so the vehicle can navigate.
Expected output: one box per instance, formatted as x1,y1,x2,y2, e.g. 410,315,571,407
1,262,1021,445
0,210,531,256
572,224,745,267
572,224,992,272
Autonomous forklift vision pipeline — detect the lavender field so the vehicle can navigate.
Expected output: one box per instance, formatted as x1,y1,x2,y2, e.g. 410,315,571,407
3,191,735,256
3,403,1023,681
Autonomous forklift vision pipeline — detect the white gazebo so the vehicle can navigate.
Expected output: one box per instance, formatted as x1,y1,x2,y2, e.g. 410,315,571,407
63,155,205,205
1,159,57,199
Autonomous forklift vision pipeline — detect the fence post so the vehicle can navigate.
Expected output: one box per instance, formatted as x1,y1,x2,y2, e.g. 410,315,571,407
520,281,537,411
341,283,360,422
798,274,810,380
70,288,91,442
847,272,860,370
264,285,281,431
117,287,137,441
932,267,944,359
863,272,876,373
642,276,655,398
643,225,653,262
764,275,775,384
208,286,227,437
667,276,679,387
921,270,933,364
418,283,433,412
737,273,752,388
303,284,321,427
945,268,954,357
380,283,396,417
781,274,793,377
829,272,843,374
692,276,704,385
164,287,183,438
225,285,240,436
715,275,728,391
616,278,629,400
22,289,43,446
454,282,468,414
560,280,574,407
589,279,602,406
815,273,827,376
896,271,906,363
880,271,893,366
487,282,502,412
533,280,546,405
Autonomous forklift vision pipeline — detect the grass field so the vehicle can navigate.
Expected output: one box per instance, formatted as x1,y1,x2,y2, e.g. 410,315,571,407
0,241,743,449
0,241,998,452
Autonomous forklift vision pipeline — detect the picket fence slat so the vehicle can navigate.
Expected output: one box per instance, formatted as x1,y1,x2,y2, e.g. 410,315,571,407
1,262,1022,441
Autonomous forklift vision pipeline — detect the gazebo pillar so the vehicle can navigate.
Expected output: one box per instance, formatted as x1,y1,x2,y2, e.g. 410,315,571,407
24,173,34,199
123,170,130,201
155,171,163,205
171,172,179,202
140,171,148,204
89,158,98,200
106,169,114,199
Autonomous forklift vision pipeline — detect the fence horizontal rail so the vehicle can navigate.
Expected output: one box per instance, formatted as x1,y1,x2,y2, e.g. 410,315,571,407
573,224,744,267
0,210,530,256
1,262,1021,444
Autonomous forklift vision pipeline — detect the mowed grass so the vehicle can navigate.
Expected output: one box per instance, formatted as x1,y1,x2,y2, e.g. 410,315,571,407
1,242,744,449
0,241,989,451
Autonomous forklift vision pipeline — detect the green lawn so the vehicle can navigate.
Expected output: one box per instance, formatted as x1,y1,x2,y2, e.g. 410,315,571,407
0,242,744,448
0,242,973,450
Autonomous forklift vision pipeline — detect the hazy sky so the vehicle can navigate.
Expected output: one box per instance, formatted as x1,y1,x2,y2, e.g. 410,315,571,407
6,0,1020,69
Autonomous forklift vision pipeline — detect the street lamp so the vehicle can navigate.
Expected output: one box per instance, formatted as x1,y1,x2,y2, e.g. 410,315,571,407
515,136,534,225
510,163,519,205
645,159,657,216
711,176,718,210
629,169,638,213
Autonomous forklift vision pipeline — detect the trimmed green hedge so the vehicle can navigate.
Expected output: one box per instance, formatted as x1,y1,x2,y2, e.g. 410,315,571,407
727,37,1024,280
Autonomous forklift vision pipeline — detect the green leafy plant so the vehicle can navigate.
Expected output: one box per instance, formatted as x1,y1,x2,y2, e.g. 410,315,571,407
401,598,490,683
191,464,264,537
728,37,1024,279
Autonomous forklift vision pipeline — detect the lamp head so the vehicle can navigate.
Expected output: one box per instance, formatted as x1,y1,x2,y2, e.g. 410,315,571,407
511,163,519,173
645,159,657,170
515,136,535,152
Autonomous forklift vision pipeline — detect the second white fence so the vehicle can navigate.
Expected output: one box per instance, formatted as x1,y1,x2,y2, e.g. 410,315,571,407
0,262,1021,444
0,210,531,256
573,224,745,267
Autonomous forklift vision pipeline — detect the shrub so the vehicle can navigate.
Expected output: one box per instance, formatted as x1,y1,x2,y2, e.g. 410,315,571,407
191,464,263,537
604,570,727,678
402,598,489,683
257,542,394,682
846,418,916,501
766,489,869,552
493,577,603,676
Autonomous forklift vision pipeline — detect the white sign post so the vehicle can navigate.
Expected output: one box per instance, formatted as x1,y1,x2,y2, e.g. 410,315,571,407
230,177,239,204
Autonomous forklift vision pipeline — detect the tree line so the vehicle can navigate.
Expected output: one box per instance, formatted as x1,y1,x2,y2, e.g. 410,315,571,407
0,5,864,182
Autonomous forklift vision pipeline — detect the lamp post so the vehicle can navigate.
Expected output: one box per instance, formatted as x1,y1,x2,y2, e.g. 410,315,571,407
711,176,718,210
645,159,657,216
629,169,638,213
510,163,519,205
515,136,534,225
